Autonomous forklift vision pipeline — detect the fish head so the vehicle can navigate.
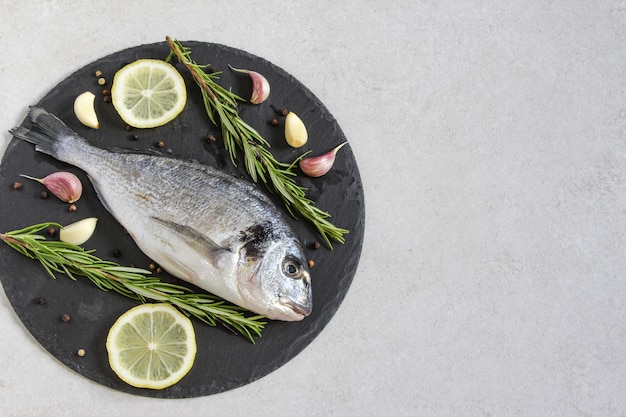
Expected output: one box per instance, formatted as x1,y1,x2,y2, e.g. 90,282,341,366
241,237,312,321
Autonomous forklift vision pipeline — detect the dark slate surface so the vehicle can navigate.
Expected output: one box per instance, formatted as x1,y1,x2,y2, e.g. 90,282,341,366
0,41,365,398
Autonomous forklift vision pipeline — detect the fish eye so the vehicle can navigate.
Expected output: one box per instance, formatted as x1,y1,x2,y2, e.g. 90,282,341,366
283,258,302,279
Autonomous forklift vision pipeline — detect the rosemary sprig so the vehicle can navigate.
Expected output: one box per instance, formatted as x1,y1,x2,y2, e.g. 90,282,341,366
0,222,265,343
165,36,348,248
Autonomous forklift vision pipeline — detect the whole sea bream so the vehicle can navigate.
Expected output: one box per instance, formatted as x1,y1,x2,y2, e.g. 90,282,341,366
10,106,312,321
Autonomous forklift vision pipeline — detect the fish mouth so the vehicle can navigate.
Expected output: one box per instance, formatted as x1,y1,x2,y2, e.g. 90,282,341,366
280,298,312,320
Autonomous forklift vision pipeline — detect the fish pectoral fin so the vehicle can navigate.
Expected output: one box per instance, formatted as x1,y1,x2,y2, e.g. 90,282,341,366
151,217,233,270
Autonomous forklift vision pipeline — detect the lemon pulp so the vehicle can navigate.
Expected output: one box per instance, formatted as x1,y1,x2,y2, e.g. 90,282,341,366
111,59,187,128
106,303,196,389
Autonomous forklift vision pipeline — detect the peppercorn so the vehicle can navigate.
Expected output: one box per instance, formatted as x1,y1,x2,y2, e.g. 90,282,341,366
155,140,165,148
103,95,111,103
12,181,23,190
95,70,103,77
77,348,86,357
102,89,110,96
271,118,279,126
112,249,122,258
34,296,46,305
207,134,216,143
39,190,49,199
149,263,156,270
280,107,289,116
156,267,163,274
61,313,71,323
311,241,321,250
47,227,56,237
97,77,106,86
68,204,77,212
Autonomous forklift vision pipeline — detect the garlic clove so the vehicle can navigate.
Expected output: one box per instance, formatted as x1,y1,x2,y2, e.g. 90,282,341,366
74,91,100,129
60,217,98,245
284,111,308,148
20,171,83,203
228,65,270,104
299,142,348,177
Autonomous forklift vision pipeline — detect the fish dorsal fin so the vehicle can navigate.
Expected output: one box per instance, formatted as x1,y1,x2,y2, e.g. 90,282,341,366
109,147,203,165
151,217,232,270
108,147,165,156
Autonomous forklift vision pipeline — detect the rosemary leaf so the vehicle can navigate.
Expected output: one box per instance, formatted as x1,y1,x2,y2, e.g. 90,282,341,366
0,222,265,343
165,36,349,248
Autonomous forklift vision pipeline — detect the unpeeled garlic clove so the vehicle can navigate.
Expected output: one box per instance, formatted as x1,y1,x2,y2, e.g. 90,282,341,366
284,111,308,148
20,171,83,203
74,91,100,129
60,218,98,245
299,142,348,177
229,65,270,104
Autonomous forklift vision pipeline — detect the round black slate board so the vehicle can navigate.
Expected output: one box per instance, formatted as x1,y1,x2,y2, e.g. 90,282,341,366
0,41,364,398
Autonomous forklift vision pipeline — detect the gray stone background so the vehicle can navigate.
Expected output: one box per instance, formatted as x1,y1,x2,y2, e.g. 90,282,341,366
1,1,625,416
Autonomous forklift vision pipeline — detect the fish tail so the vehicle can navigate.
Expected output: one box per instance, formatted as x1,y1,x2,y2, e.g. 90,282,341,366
9,106,89,161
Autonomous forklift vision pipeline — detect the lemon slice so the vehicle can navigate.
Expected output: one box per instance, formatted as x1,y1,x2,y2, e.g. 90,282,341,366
106,303,197,389
111,59,187,128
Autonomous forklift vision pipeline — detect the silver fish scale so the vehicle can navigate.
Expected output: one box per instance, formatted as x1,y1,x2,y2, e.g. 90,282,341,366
80,149,289,252
10,107,312,321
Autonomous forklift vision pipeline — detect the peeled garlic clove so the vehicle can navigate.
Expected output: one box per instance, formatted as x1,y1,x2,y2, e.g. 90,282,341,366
285,111,308,148
60,217,98,245
229,65,270,104
299,142,348,177
20,171,83,203
74,91,99,129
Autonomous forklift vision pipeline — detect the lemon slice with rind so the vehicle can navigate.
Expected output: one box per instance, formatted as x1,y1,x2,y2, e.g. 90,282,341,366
111,59,187,128
106,303,197,390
